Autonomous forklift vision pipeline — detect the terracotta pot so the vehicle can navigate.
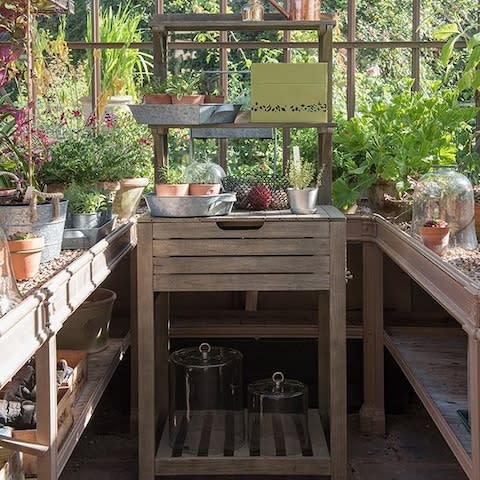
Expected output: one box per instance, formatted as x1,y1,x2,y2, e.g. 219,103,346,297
155,183,189,196
7,236,45,281
0,188,17,197
204,95,225,104
189,183,221,196
96,181,121,192
475,203,480,239
112,177,149,221
143,93,172,104
419,226,450,256
170,95,205,105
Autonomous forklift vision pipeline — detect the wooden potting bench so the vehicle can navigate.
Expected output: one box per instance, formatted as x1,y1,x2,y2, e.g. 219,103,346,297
136,209,346,479
349,214,480,480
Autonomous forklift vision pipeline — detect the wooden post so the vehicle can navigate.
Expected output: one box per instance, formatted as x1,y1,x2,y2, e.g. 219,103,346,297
36,335,58,480
468,334,480,480
359,241,386,434
329,221,347,480
137,221,156,480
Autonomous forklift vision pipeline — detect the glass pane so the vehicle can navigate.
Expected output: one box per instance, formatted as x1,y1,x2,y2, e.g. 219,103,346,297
355,48,412,108
356,0,413,41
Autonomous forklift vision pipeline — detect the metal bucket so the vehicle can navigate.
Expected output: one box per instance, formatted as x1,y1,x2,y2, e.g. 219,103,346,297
287,188,318,214
0,200,68,263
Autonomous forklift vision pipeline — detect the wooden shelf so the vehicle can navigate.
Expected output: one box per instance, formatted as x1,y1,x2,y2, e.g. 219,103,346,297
155,409,330,476
170,313,362,339
384,327,471,477
150,13,336,32
0,221,136,388
57,336,130,475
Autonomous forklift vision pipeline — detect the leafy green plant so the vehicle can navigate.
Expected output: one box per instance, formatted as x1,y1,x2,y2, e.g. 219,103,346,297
85,1,152,104
165,73,201,99
434,22,480,92
332,81,478,209
157,165,186,184
140,77,168,95
64,183,108,214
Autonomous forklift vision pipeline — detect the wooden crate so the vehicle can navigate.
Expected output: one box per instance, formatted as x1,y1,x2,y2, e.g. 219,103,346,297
12,387,73,477
0,449,24,480
57,350,88,400
4,350,86,477
152,215,332,292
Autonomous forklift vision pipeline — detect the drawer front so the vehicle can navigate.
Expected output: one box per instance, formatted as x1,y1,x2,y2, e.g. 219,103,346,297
153,220,331,291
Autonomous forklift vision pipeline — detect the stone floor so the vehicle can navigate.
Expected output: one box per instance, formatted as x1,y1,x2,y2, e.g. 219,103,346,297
60,363,468,480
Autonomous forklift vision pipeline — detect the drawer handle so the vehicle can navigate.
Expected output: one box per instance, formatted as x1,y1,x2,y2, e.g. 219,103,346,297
216,221,265,231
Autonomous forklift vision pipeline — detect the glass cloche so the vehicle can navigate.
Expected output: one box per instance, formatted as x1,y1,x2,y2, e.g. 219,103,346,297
412,165,477,250
169,342,244,453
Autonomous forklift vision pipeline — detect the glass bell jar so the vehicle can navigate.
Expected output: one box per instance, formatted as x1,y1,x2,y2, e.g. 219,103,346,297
0,227,22,317
248,371,309,456
169,342,244,454
412,165,478,250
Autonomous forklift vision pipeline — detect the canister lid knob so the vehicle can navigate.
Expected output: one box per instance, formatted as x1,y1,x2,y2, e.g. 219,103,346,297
199,342,211,360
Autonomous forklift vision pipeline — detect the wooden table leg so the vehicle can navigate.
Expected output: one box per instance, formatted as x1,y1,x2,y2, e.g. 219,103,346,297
469,334,480,480
36,335,58,480
137,223,155,480
359,241,386,434
329,221,347,480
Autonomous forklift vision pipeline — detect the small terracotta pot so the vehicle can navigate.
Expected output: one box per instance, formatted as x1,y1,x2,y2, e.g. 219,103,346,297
420,226,450,256
143,93,172,104
189,183,221,196
155,183,189,196
170,95,205,105
8,236,45,281
204,95,225,104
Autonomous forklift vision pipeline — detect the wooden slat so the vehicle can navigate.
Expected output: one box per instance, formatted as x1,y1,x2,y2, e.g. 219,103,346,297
155,409,330,475
154,273,329,292
384,328,472,478
153,221,329,239
57,337,130,475
154,256,329,274
153,238,329,257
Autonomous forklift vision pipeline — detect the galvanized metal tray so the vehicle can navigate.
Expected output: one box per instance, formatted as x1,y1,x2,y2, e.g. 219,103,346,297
128,104,241,125
145,193,236,217
61,217,116,250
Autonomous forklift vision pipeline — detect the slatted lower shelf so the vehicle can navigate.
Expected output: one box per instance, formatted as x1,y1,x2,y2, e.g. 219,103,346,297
155,410,330,475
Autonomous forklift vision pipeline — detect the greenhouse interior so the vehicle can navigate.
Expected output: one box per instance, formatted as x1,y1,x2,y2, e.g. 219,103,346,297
1,0,480,479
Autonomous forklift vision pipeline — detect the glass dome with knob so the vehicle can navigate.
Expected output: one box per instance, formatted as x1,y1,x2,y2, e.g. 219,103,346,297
412,165,478,251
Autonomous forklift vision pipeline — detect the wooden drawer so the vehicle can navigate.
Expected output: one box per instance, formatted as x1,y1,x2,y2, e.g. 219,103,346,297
152,218,332,292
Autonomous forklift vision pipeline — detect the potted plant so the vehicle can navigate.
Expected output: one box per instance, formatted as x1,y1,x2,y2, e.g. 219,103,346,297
419,219,450,256
202,74,225,104
184,161,222,196
83,2,152,116
287,148,324,214
7,232,45,281
155,165,189,196
166,74,204,105
141,77,171,105
64,184,110,229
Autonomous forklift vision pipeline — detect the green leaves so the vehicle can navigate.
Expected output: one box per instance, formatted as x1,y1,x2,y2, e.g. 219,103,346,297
433,23,459,41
